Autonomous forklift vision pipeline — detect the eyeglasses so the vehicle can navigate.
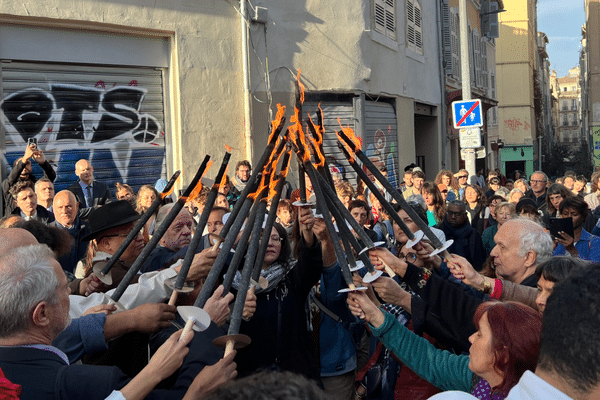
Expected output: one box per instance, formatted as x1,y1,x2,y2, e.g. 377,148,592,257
530,180,547,184
269,235,283,242
458,175,468,179
447,211,465,217
441,190,448,194
399,253,418,263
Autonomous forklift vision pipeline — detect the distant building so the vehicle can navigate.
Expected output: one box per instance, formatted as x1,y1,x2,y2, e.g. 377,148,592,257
555,67,582,148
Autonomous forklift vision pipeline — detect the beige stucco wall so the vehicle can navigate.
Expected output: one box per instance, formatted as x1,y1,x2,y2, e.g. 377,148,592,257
496,0,536,145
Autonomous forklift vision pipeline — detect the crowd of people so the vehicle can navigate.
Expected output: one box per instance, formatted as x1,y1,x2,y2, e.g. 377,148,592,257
2,141,600,400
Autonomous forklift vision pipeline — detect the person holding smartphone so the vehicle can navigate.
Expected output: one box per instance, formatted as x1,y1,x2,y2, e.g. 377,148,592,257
2,140,56,216
553,195,600,262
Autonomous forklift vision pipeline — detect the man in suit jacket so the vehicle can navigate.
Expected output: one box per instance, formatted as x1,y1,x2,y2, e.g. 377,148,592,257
10,180,54,225
0,243,236,400
67,159,113,219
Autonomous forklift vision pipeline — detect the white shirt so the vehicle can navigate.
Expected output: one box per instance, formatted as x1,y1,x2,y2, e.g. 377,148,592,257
69,266,178,318
505,371,573,400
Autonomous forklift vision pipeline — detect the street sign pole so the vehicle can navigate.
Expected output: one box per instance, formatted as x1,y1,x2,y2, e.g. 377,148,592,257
459,0,475,178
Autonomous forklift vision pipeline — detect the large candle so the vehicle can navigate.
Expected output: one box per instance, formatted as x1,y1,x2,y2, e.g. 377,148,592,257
110,156,210,303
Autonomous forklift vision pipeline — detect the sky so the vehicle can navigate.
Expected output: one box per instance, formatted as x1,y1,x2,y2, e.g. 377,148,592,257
537,0,586,77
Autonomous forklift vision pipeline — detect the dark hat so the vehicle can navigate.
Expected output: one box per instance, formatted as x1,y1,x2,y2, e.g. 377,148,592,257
82,200,141,241
516,198,538,214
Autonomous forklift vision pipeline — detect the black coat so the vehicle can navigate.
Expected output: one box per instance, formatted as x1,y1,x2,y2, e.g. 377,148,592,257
12,204,55,225
67,180,113,219
2,159,55,216
236,238,323,383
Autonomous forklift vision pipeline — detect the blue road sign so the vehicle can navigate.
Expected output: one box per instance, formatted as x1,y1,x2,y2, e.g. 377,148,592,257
452,99,483,129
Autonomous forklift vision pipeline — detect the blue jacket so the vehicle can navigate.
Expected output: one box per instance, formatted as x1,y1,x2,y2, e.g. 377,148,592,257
553,228,600,263
319,261,359,376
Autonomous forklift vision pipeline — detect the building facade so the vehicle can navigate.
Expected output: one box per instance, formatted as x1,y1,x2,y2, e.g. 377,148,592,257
495,0,540,179
0,0,449,213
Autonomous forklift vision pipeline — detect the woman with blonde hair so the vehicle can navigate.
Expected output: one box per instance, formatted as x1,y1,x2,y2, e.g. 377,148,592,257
136,184,161,243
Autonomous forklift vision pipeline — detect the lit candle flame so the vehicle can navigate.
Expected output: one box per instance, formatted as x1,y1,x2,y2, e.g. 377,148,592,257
337,118,362,151
296,70,305,104
267,103,286,144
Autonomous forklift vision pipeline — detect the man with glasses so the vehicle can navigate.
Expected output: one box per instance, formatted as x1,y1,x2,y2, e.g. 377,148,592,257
231,160,252,196
438,200,485,271
455,169,469,200
525,170,549,217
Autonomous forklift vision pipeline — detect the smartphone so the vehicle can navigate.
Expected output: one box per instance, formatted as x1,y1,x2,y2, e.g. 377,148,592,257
27,137,38,148
549,217,574,240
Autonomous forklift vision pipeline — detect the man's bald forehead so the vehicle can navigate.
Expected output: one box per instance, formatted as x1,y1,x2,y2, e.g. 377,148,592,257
54,190,77,204
0,228,39,252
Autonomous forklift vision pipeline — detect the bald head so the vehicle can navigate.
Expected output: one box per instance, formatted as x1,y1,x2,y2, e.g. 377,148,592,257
75,159,94,184
53,190,79,228
0,228,39,253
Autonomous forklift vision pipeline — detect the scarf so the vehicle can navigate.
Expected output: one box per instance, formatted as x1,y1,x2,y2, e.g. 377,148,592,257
442,216,473,259
231,260,297,294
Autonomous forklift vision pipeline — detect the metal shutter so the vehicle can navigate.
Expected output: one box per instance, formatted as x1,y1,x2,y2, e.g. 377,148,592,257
303,101,357,185
1,61,167,197
364,101,399,188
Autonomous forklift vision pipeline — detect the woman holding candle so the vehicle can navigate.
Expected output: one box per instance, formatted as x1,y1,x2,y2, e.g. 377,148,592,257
233,205,324,383
347,293,542,400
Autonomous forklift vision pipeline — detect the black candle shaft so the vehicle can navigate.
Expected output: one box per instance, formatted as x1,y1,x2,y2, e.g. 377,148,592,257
228,197,268,335
321,186,375,271
174,153,231,290
111,156,210,302
303,161,353,286
338,144,415,240
251,177,286,282
353,149,443,249
194,195,254,308
101,170,181,276
308,163,376,250
222,196,267,294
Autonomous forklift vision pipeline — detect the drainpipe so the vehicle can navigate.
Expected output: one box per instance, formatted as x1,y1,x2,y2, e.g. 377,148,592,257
241,0,253,162
436,0,448,168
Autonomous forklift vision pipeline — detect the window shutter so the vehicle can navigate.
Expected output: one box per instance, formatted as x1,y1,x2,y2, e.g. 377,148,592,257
489,1,499,38
385,0,396,40
451,11,461,79
407,0,415,51
414,1,423,54
442,0,453,74
374,0,386,35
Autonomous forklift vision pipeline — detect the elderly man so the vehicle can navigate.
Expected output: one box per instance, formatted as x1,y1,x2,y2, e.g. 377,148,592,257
10,181,54,224
35,177,55,211
141,204,194,273
0,243,237,399
67,159,113,219
524,170,549,216
2,142,56,216
52,190,90,275
490,218,553,287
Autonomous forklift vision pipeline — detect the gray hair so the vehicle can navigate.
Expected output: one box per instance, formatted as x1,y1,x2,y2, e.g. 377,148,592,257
514,218,553,264
154,203,175,230
494,187,510,199
531,171,548,181
34,177,53,192
0,245,58,337
508,188,524,200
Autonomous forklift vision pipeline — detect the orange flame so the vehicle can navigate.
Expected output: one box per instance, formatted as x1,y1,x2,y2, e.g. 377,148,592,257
187,161,213,202
266,135,282,169
267,176,280,200
248,170,269,201
218,165,229,190
160,173,182,199
337,118,361,152
268,104,286,144
308,114,325,168
296,70,305,103
290,109,311,163
336,130,356,163
225,144,233,153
